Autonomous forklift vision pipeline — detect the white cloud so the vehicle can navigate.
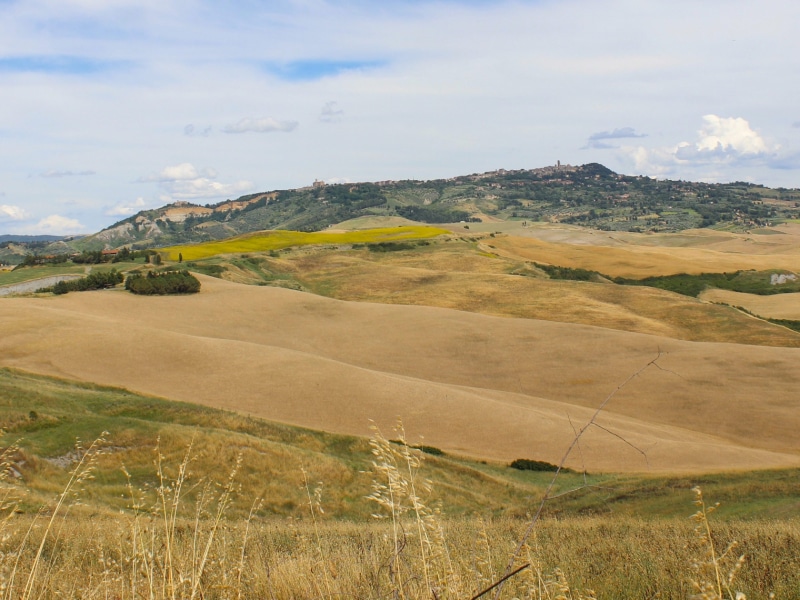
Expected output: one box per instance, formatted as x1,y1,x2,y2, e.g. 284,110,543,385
140,163,216,183
104,196,148,216
679,115,771,160
223,117,299,134
0,204,29,221
139,163,253,201
164,178,254,200
31,215,86,235
620,115,787,180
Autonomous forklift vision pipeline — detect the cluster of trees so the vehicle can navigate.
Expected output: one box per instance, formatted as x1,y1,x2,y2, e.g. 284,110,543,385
125,270,201,295
14,247,151,270
71,250,113,264
534,262,598,282
14,253,69,269
48,270,124,295
395,205,478,223
365,241,416,252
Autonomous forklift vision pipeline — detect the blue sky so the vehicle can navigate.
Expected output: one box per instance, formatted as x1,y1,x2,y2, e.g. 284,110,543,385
1,0,800,234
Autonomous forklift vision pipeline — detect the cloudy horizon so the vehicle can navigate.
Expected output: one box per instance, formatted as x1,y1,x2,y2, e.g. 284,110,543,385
1,0,799,235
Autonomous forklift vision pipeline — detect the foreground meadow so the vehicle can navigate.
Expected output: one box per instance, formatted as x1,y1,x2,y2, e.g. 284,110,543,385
0,425,797,600
3,511,798,599
0,369,797,598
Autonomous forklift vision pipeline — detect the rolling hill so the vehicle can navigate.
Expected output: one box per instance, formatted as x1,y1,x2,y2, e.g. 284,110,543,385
2,273,798,474
5,163,799,265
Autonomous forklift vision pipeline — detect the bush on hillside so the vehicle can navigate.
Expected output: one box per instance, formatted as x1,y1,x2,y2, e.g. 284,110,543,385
367,242,416,252
42,270,124,295
125,270,201,295
509,458,565,473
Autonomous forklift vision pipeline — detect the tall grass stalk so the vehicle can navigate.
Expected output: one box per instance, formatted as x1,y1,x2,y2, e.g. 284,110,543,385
16,433,107,600
301,466,333,600
0,426,795,598
689,486,746,600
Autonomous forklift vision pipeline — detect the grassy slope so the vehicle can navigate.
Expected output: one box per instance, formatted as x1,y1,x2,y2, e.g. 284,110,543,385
1,367,798,522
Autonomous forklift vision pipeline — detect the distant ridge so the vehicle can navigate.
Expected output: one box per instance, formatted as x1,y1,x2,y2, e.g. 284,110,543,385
0,234,66,243
4,163,800,260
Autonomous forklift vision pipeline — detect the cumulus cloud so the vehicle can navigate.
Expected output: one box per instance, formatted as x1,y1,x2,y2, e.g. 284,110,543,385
140,163,253,201
320,101,344,123
39,169,96,178
139,163,217,183
585,127,646,149
104,197,148,216
184,124,212,137
223,117,298,134
0,204,29,221
620,115,788,179
31,215,86,235
164,178,254,200
675,115,771,161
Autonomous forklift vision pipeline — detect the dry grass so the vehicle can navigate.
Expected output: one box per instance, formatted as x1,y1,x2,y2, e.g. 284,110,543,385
700,289,800,320
487,224,800,278
262,245,800,346
5,513,796,599
0,433,796,599
1,224,799,472
1,275,799,473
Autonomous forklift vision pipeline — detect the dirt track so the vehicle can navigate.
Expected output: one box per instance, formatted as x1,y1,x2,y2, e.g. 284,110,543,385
0,275,82,296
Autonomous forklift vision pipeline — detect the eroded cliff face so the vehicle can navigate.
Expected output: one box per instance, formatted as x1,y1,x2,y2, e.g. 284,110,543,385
81,194,277,249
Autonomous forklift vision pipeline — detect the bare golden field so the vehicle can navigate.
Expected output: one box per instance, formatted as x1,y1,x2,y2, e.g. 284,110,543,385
480,223,800,278
700,289,800,319
264,246,800,346
1,273,799,473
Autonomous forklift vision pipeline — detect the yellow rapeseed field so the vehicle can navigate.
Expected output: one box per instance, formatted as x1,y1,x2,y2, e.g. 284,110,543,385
160,226,450,261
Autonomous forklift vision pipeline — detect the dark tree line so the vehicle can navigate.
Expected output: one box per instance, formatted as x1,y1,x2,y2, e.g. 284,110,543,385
46,270,124,295
125,270,201,295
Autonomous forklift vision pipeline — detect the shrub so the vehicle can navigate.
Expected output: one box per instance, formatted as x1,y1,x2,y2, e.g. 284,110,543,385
125,270,201,295
509,458,565,473
367,242,415,252
535,262,598,282
414,444,445,456
43,270,124,295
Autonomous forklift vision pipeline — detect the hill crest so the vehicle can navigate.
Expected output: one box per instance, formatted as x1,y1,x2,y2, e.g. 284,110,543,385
4,162,800,262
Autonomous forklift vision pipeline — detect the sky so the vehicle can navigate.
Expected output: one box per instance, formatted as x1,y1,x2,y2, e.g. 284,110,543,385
1,0,800,235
